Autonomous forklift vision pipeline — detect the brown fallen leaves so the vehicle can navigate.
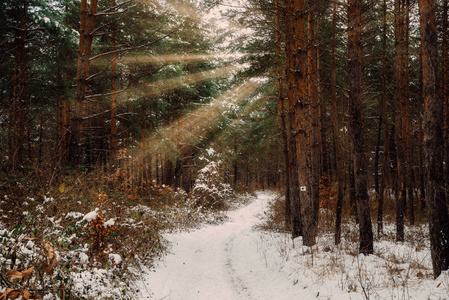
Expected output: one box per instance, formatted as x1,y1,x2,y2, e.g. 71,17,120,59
0,288,32,300
0,239,57,300
6,266,34,280
42,242,56,275
21,238,57,275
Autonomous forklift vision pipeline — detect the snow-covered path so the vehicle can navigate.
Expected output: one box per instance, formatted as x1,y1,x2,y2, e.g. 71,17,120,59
139,192,297,300
138,192,449,300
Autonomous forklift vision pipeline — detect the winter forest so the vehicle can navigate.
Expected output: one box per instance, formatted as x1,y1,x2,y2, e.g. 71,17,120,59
1,0,449,299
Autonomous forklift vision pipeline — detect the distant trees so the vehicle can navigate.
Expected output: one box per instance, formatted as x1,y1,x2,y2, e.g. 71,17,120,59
0,1,76,168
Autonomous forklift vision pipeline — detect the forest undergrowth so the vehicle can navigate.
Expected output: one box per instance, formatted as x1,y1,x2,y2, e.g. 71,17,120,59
257,188,449,299
0,162,251,300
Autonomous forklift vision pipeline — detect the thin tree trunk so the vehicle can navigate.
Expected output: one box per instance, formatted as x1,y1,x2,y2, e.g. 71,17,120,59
110,0,118,167
394,0,405,242
156,153,160,185
443,0,449,195
374,100,382,232
316,14,327,178
378,0,389,236
404,0,414,225
38,114,43,164
11,2,29,169
331,1,344,245
59,67,71,167
308,0,320,239
418,40,426,211
8,63,17,168
233,138,238,186
140,108,147,186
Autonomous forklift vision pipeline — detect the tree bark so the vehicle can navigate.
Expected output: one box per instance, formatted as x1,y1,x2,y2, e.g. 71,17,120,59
347,0,374,254
378,0,389,236
275,0,291,229
110,0,118,167
443,0,449,195
308,0,320,240
418,41,426,211
69,0,99,167
285,0,306,239
404,0,414,225
419,0,449,278
394,0,405,242
10,2,29,169
331,1,344,245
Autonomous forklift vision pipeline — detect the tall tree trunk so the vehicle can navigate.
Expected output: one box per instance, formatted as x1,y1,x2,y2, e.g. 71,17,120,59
285,0,306,239
308,0,320,239
38,114,43,164
59,66,71,167
8,63,18,168
11,2,29,169
404,0,414,225
418,42,426,210
233,136,238,186
110,0,118,167
275,0,291,229
443,0,449,195
18,3,28,168
331,1,344,245
69,0,99,167
394,0,405,242
378,0,389,235
374,100,383,232
419,0,449,278
347,0,374,254
316,14,328,178
156,153,161,185
140,107,147,186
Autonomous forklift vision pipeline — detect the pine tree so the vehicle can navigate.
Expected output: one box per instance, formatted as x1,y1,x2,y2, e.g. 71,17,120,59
419,0,449,278
347,0,374,255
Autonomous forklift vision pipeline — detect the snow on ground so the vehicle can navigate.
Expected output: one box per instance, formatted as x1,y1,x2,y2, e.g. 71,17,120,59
138,192,449,300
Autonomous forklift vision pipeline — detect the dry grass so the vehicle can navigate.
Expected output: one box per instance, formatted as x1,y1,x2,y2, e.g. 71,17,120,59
0,163,242,299
256,189,447,299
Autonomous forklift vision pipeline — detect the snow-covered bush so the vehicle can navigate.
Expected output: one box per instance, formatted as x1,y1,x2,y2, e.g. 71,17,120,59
190,161,235,210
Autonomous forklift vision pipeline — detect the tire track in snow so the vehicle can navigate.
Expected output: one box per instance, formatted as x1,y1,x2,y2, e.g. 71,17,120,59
224,234,253,299
138,193,268,300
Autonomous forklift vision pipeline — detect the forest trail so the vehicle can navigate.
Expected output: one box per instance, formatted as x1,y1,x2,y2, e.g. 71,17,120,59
139,192,299,300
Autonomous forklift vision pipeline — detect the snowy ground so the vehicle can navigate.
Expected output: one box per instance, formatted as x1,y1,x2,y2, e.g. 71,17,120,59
137,192,449,300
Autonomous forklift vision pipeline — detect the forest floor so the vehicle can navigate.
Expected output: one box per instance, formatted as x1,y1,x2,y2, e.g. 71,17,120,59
137,191,449,300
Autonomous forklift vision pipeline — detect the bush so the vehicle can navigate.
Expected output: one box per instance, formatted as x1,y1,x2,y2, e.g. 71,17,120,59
190,161,235,210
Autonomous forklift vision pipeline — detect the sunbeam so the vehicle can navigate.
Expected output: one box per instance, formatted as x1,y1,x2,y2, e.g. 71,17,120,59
122,64,239,99
119,52,249,65
92,52,251,68
127,79,262,167
137,0,205,25
137,0,248,32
